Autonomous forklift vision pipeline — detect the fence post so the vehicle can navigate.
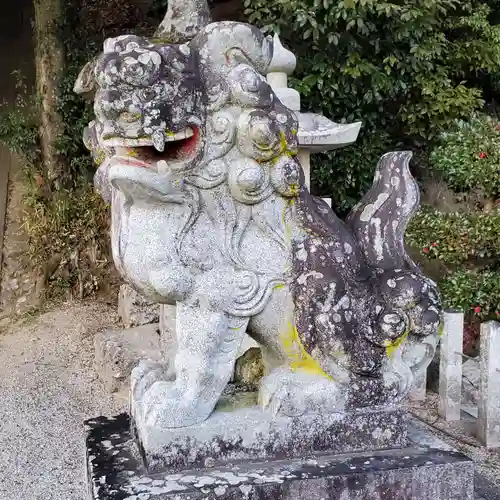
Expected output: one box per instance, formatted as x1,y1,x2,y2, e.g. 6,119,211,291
477,321,500,448
438,311,464,421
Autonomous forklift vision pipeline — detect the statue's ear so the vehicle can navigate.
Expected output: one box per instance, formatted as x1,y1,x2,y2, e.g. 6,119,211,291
74,56,98,99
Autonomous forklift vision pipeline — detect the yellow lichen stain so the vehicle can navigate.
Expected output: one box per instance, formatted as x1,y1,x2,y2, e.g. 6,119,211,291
384,329,409,359
148,37,174,44
273,283,286,291
95,149,106,166
278,130,298,158
255,142,274,151
280,322,332,379
279,130,288,151
120,112,142,123
438,322,444,337
289,183,299,197
125,149,139,158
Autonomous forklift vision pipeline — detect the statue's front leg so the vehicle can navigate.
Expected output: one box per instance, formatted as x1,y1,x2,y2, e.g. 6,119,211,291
134,302,248,429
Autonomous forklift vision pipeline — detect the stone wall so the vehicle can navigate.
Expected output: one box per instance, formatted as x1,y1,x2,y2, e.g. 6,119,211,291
0,0,36,319
0,165,40,319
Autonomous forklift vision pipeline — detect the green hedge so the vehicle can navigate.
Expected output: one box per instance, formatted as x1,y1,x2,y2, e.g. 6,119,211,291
439,269,500,320
406,209,500,266
406,208,500,320
430,114,500,198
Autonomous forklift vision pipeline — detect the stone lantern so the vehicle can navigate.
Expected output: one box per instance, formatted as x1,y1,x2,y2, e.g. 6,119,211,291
266,34,362,206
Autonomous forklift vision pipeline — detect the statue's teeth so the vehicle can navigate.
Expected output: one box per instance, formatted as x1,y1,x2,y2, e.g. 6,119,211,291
165,128,194,142
152,130,165,152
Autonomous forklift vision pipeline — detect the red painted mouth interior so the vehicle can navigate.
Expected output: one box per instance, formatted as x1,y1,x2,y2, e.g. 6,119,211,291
119,126,200,168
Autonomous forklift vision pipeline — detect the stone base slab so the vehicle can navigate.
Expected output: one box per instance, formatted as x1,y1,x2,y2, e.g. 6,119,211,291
134,393,407,473
85,413,474,500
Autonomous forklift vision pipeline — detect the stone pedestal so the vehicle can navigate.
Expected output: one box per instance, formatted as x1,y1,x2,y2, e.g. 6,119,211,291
135,393,406,473
85,413,474,500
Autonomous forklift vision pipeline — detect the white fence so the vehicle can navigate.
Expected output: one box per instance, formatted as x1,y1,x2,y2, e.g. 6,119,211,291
411,313,500,448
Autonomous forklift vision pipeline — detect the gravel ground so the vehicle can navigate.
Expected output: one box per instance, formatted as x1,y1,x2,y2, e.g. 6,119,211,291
0,301,126,500
408,392,500,489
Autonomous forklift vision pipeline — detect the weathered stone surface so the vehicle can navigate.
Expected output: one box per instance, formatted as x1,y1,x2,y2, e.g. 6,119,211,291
439,311,464,421
118,284,159,328
78,0,441,433
462,358,480,405
94,324,161,393
135,392,406,473
477,321,500,448
159,303,262,384
158,304,176,353
85,413,474,500
155,0,211,44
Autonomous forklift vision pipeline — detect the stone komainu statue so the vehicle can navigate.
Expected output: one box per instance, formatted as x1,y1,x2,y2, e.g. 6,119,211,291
76,2,441,429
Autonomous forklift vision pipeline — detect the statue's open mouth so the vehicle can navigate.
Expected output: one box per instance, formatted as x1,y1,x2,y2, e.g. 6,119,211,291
106,126,201,172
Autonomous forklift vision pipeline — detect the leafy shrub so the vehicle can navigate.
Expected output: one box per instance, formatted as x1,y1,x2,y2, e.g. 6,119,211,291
22,180,113,297
244,0,500,211
406,208,500,266
439,269,500,320
313,132,393,213
0,73,40,167
406,207,500,321
430,114,500,198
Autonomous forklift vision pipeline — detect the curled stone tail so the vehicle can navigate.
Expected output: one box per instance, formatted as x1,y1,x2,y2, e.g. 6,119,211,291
346,151,419,272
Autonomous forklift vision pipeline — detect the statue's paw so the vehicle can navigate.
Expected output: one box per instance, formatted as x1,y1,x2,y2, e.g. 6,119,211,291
262,384,307,417
131,360,166,405
260,367,345,417
141,381,209,429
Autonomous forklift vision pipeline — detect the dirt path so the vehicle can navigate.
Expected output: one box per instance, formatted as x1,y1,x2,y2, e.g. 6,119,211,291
0,302,126,500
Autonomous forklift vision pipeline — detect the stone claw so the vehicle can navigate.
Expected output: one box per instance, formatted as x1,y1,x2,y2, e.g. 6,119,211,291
131,359,166,406
140,381,205,429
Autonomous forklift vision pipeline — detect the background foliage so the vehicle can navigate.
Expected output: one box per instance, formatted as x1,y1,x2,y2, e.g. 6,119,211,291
244,0,500,341
0,0,163,300
429,114,500,200
244,0,500,213
406,116,500,337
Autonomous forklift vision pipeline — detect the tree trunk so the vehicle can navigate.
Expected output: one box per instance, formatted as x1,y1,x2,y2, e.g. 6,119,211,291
33,0,65,188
